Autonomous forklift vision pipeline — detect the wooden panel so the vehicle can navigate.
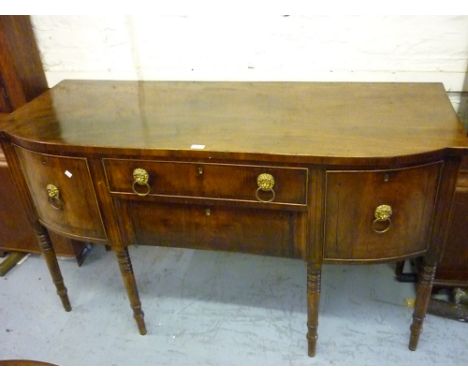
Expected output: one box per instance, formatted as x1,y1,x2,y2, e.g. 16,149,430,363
121,200,300,258
0,156,39,251
14,146,107,241
0,16,48,111
434,157,468,285
434,188,468,284
104,159,308,206
324,163,441,261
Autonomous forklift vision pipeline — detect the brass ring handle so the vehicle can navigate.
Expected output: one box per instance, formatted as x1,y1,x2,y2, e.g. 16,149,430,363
255,173,276,202
132,168,151,196
372,204,392,234
46,184,63,210
255,187,276,202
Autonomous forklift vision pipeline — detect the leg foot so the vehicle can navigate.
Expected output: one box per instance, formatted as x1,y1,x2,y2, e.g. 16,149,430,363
35,226,71,311
307,263,321,357
114,246,147,335
409,262,436,351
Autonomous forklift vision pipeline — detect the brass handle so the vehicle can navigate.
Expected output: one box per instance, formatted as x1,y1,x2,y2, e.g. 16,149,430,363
372,204,392,234
46,184,63,210
132,168,151,196
255,173,276,202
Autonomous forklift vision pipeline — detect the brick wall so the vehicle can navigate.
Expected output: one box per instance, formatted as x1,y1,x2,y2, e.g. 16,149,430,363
31,15,468,114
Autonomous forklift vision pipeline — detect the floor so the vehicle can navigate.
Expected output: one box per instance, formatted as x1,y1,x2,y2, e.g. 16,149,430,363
0,245,467,365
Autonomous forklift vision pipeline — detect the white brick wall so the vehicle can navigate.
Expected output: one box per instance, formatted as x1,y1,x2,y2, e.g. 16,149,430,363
31,15,468,109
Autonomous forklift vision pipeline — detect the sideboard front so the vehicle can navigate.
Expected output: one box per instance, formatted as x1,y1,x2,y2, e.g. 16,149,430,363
1,80,467,358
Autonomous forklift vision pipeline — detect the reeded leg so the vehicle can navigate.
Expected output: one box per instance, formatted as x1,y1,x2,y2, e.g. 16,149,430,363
307,263,321,357
35,225,71,312
113,246,147,335
409,261,436,351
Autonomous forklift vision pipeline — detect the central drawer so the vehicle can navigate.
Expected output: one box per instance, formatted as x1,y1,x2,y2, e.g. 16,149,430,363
120,200,303,258
103,159,308,206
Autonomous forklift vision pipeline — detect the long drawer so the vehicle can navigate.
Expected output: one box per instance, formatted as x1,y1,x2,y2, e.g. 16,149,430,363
103,159,308,206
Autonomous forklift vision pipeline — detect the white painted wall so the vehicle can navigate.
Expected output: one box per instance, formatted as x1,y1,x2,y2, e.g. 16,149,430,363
31,15,468,109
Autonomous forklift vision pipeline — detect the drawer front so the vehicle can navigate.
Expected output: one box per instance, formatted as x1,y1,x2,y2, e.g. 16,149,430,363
120,201,304,258
103,159,308,206
324,162,442,261
15,146,107,241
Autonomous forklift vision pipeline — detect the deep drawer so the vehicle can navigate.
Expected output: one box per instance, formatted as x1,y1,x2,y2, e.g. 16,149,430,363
324,162,442,261
120,200,305,258
103,159,308,206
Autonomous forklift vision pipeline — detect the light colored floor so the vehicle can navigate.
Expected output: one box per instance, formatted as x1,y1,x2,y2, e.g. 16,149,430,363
0,245,467,365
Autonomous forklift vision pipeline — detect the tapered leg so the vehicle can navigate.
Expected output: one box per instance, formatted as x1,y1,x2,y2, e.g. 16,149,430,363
35,225,71,312
113,246,147,335
409,262,436,351
307,263,321,357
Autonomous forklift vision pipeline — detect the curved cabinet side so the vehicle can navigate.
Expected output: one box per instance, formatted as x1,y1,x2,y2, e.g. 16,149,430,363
323,162,442,262
14,145,107,242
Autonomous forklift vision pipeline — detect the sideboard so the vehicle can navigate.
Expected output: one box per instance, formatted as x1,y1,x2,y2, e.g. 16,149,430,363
1,81,467,357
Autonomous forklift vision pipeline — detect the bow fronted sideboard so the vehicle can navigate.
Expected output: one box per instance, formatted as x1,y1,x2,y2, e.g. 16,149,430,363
1,81,467,356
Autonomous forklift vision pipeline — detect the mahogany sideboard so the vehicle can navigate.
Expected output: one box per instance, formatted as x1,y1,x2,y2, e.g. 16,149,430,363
1,81,467,357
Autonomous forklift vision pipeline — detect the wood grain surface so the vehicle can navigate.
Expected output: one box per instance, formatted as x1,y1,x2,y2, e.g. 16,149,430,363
1,81,466,165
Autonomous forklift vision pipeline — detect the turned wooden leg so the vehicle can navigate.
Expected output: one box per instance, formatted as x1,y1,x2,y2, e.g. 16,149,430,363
35,226,71,312
307,263,321,357
113,246,147,335
409,261,436,351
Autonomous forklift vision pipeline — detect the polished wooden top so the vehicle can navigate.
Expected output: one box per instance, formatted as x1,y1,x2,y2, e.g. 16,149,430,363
1,80,467,163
